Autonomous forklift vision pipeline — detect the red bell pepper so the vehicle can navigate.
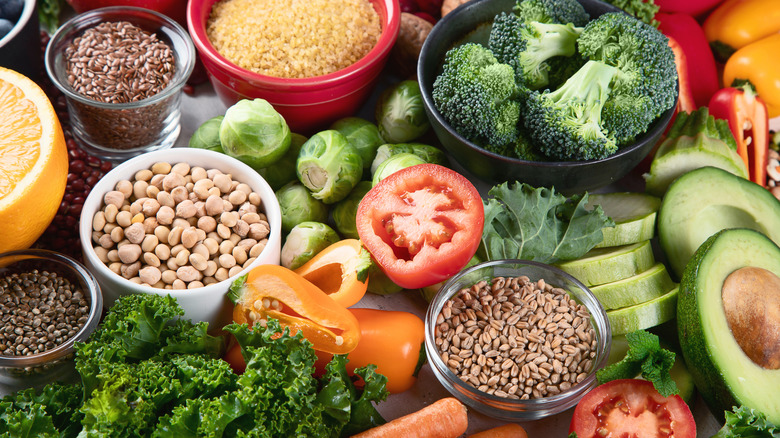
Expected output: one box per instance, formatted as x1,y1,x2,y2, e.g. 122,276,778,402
667,36,696,116
708,86,770,186
656,12,720,108
654,0,724,17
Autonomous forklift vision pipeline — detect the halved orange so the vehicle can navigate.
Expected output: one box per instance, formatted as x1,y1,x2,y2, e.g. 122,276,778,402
0,67,68,253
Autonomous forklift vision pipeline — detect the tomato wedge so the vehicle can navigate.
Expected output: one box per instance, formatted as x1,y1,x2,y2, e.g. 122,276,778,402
356,163,484,289
569,379,696,438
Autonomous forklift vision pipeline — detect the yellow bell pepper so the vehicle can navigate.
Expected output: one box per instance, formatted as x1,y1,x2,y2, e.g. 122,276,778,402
723,33,780,118
703,0,780,62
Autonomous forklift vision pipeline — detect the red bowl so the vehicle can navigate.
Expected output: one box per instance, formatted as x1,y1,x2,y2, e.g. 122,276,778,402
187,0,400,134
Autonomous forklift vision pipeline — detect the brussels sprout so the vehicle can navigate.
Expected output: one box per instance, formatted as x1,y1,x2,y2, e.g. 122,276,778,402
280,222,340,269
366,261,403,296
370,143,448,174
332,181,372,239
257,133,307,191
375,80,430,143
331,117,384,171
189,115,224,152
219,98,291,169
371,153,426,186
276,181,329,233
296,130,363,204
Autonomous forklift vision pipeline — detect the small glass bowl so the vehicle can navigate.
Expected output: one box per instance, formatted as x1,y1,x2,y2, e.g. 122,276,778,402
45,6,195,162
0,249,102,393
424,259,611,421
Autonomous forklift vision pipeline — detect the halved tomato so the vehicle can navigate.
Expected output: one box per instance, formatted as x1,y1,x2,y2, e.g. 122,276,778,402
356,163,484,289
569,379,696,438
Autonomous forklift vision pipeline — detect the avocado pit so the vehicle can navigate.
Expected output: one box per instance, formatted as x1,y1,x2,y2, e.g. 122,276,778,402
721,267,780,370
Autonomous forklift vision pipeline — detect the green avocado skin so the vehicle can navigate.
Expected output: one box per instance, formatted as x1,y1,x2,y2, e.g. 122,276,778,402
677,228,780,424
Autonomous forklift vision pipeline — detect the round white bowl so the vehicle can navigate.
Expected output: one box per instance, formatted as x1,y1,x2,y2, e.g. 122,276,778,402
79,148,282,331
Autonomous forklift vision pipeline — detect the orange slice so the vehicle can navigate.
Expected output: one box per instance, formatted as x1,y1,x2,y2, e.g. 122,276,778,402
0,67,68,253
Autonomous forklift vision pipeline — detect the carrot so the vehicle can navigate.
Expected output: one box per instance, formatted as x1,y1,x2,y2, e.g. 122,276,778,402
351,397,468,438
467,423,528,438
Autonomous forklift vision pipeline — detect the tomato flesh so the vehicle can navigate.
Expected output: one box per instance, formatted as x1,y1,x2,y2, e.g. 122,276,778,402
570,379,695,438
357,164,484,289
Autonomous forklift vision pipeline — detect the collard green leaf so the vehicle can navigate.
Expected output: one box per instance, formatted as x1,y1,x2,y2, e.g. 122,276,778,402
480,182,613,263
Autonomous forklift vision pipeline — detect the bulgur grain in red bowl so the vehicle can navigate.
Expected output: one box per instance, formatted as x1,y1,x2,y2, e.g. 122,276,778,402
186,0,400,134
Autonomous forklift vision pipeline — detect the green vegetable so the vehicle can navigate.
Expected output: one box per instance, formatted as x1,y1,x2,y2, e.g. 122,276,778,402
280,221,340,270
297,130,363,204
488,12,583,90
189,115,225,153
356,248,403,295
375,80,430,143
37,0,62,34
596,330,678,397
644,107,747,197
524,13,677,160
600,0,660,27
258,132,308,191
276,181,329,233
0,294,388,437
711,406,780,438
219,98,292,169
332,181,372,239
513,0,590,27
371,153,426,186
479,182,614,264
370,143,448,174
331,117,384,172
432,43,521,149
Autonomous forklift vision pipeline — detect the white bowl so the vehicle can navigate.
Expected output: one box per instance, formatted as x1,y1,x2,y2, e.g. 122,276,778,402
79,148,282,330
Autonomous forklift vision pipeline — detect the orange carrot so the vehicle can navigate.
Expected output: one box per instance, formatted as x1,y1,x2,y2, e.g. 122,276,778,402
467,423,528,438
351,397,468,438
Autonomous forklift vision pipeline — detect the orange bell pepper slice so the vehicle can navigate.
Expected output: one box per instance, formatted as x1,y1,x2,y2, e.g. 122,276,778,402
294,239,369,308
231,264,360,355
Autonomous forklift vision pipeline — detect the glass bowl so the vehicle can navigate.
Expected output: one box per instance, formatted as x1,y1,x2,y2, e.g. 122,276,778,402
424,259,611,421
45,6,195,161
0,249,102,392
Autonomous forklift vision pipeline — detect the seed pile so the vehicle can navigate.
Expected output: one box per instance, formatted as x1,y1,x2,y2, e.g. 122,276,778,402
62,21,179,150
435,276,597,400
65,21,174,104
91,162,271,289
0,270,89,357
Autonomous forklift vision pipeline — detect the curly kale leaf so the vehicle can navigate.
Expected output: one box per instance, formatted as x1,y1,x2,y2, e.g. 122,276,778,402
480,182,614,263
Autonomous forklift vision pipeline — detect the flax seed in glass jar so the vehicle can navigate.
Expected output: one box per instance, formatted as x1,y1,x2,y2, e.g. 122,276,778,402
44,7,195,161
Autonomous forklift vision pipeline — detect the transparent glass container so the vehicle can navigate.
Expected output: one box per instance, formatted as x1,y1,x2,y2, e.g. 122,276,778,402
45,6,195,161
424,259,612,421
0,249,102,393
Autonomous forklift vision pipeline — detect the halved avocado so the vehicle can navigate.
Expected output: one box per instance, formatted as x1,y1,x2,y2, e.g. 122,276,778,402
677,228,780,423
658,166,780,279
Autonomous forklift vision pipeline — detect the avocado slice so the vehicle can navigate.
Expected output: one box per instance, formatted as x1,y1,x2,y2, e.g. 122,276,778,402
677,228,780,424
658,166,780,279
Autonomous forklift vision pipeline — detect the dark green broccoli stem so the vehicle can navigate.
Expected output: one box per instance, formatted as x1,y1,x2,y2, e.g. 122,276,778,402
517,22,582,90
667,107,739,151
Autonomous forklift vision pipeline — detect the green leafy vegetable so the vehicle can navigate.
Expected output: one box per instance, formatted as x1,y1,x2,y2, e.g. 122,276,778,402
0,294,388,437
711,406,780,438
480,182,614,263
596,330,679,397
37,0,62,34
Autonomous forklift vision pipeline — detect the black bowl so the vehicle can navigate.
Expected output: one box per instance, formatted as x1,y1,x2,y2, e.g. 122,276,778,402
418,0,677,194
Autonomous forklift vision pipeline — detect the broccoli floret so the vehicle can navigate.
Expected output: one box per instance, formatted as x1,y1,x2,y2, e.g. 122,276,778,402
578,12,677,144
432,43,521,148
485,129,547,161
601,0,659,26
546,51,586,90
523,60,620,161
489,12,582,90
513,0,590,26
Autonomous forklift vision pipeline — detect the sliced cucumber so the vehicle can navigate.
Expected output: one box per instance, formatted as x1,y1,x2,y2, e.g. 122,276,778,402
557,240,655,287
644,149,749,198
590,263,676,310
587,192,660,248
607,286,678,336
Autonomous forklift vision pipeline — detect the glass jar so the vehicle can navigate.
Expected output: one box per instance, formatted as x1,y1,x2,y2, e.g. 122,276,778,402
44,6,195,161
